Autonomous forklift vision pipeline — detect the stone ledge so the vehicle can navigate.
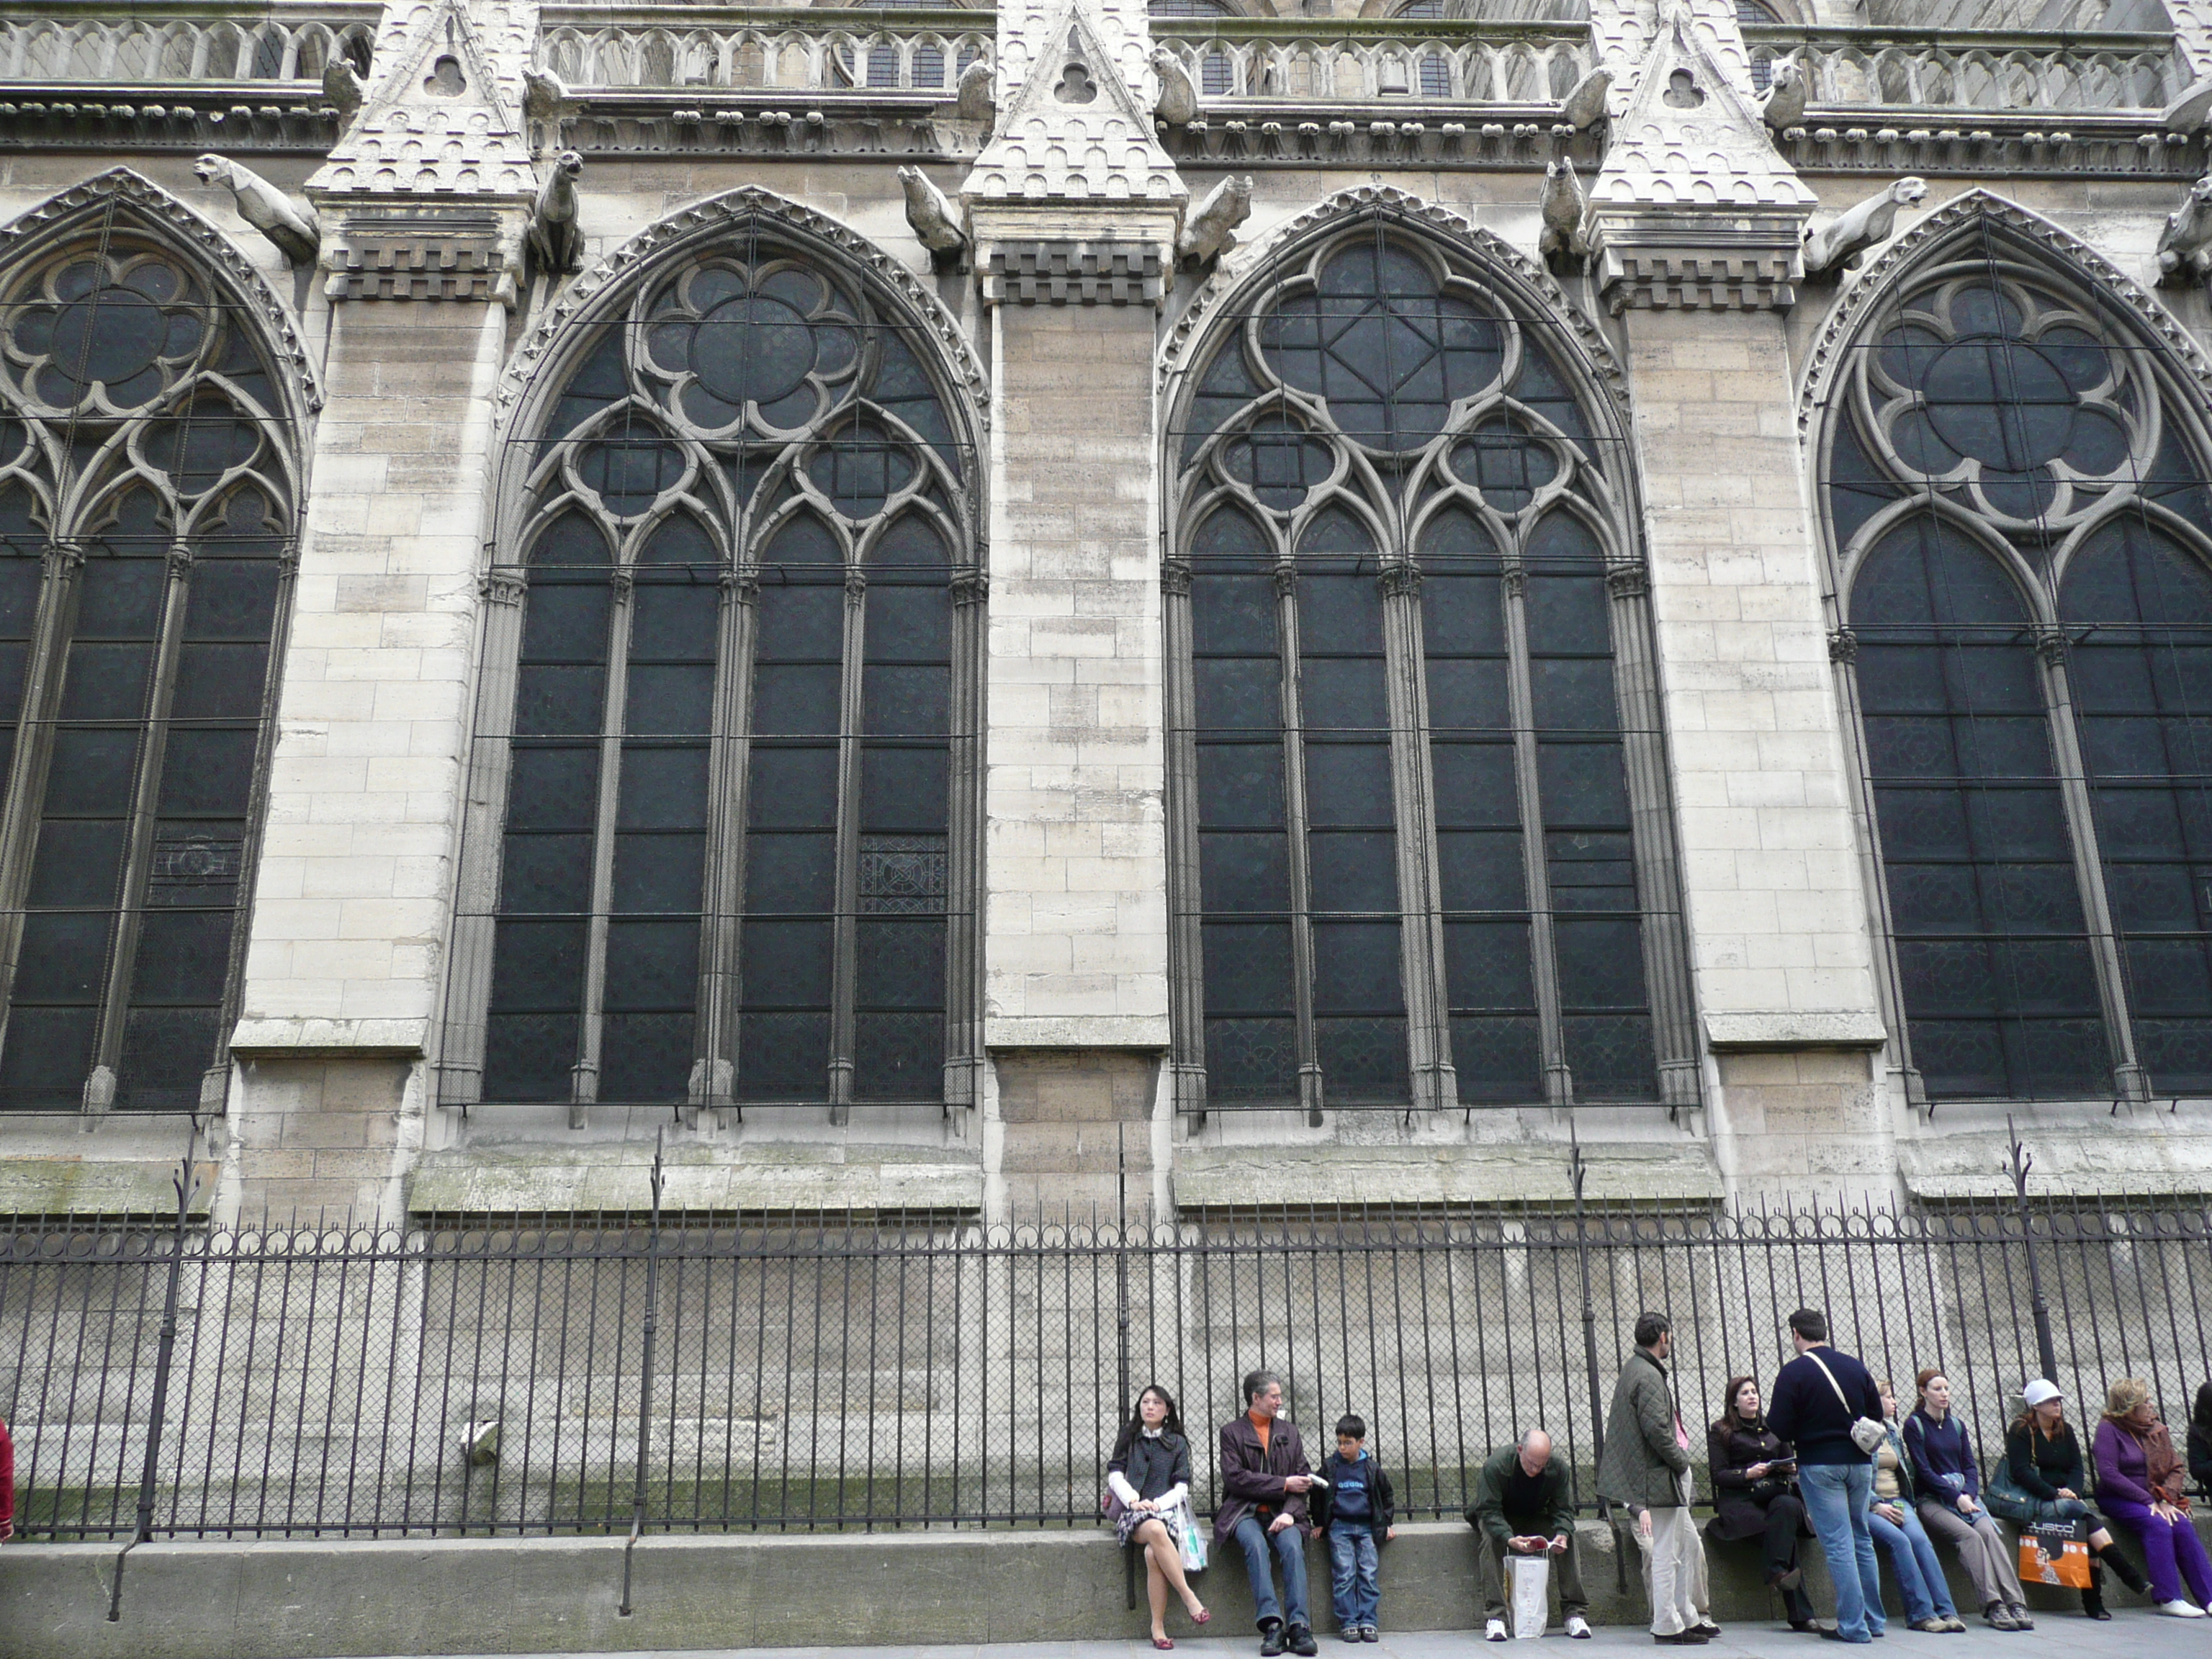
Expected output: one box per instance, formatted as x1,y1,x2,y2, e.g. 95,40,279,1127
406,1144,984,1218
1173,1142,1726,1209
1901,1128,2212,1202
0,1514,2186,1657
985,1015,1172,1050
1704,1010,1888,1051
0,1157,219,1218
230,1018,428,1058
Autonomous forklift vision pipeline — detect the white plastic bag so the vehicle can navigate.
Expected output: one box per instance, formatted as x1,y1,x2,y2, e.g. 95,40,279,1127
1174,1503,1208,1573
1508,1552,1550,1640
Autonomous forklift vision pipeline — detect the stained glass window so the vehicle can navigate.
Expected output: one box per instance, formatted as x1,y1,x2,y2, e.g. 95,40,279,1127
1168,222,1686,1114
1826,221,2212,1100
454,230,979,1117
0,234,295,1111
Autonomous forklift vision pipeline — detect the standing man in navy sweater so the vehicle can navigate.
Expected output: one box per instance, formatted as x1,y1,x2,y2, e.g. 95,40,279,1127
1765,1309,1887,1644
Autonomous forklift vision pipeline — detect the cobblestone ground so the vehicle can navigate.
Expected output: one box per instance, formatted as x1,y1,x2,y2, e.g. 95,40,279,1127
357,1610,2212,1659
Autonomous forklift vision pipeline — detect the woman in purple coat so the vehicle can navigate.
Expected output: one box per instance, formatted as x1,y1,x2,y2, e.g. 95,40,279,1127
2093,1378,2212,1618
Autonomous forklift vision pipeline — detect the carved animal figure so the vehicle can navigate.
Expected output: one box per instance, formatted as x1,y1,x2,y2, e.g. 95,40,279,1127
954,58,996,125
1758,58,1807,132
1559,65,1611,131
2165,74,2212,135
526,150,585,277
1538,156,1587,261
2157,174,2212,283
192,153,320,267
523,66,570,123
1151,46,1199,127
322,58,365,123
1802,175,1928,276
1178,174,1253,267
898,166,966,259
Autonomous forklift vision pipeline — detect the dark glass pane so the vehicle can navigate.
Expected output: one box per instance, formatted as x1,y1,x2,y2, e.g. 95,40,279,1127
737,1010,827,1100
1426,659,1511,729
127,910,233,1004
855,1011,943,1099
1438,829,1525,912
747,745,837,827
1196,742,1285,827
117,1007,220,1101
740,920,832,1007
752,663,842,735
1564,1014,1658,1101
185,559,281,640
744,832,837,913
601,1012,695,1102
507,745,600,831
612,831,704,913
1202,920,1292,1013
483,1012,575,1101
863,663,949,736
25,820,126,908
59,642,153,721
1205,1016,1298,1099
1303,743,1392,827
867,582,951,660
1536,740,1630,827
1432,742,1520,828
1555,917,1648,1010
43,728,139,814
515,663,607,737
171,642,270,720
12,912,112,1000
1196,659,1281,731
500,832,592,914
0,1007,99,1101
1452,1014,1542,1102
862,744,947,831
487,919,588,1012
626,665,714,735
158,729,256,815
603,920,700,1010
1307,830,1397,912
1310,920,1403,1015
616,744,709,832
1191,572,1277,656
1300,659,1388,730
1317,1015,1408,1100
1199,830,1291,911
856,918,944,1008
522,579,612,662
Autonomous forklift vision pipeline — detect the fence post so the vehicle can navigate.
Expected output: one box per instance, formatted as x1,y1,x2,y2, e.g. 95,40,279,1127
1569,1131,1605,1476
619,1130,666,1618
2004,1116,2061,1386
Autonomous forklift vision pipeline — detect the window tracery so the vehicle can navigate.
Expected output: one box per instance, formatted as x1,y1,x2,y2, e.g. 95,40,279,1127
1166,219,1694,1116
1824,220,2212,1102
0,229,297,1112
450,227,980,1119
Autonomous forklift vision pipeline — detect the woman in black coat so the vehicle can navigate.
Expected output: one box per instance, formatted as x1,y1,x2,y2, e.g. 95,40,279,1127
1709,1375,1818,1629
1107,1383,1211,1648
2190,1382,2212,1494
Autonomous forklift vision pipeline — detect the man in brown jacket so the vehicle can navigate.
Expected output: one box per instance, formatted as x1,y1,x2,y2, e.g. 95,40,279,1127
1215,1369,1319,1657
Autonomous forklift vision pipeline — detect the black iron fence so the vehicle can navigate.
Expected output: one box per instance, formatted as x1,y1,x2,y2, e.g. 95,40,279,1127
4,1174,2212,1540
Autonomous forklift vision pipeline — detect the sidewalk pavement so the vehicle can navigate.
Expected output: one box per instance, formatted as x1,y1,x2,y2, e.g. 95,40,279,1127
351,1611,2212,1659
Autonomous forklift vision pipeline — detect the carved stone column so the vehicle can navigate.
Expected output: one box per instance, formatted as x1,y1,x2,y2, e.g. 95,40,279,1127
964,0,1185,1220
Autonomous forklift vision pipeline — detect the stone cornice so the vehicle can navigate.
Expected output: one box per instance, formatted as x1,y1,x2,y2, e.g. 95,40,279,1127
1794,186,2212,435
495,181,989,439
0,166,323,415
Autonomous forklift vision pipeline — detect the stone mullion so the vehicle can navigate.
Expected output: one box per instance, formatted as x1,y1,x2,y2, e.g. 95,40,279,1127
1503,559,1572,1104
2036,628,2151,1101
693,567,757,1118
571,566,637,1126
201,541,303,1112
944,566,987,1116
0,544,84,1071
1277,560,1323,1123
1604,561,1699,1110
1378,559,1455,1112
828,567,869,1123
1161,557,1208,1120
84,540,196,1112
436,564,527,1111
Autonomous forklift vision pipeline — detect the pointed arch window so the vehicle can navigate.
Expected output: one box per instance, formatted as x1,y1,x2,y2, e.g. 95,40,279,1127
1824,221,2212,1101
449,231,982,1118
1165,221,1695,1116
0,230,299,1112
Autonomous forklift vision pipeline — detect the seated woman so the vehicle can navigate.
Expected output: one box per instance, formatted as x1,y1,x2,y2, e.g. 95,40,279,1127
1707,1375,1817,1630
1869,1378,1965,1632
1904,1368,2031,1630
2092,1378,2212,1618
1982,1379,2152,1620
1107,1383,1211,1650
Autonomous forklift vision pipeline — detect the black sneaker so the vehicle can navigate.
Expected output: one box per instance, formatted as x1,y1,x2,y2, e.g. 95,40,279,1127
1262,1621,1287,1658
1289,1625,1319,1658
1655,1635,1709,1647
1361,1628,1380,1644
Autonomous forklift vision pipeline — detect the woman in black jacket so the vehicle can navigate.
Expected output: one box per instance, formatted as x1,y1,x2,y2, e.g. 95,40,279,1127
1107,1383,1211,1648
2190,1382,2212,1494
1708,1376,1818,1629
1983,1380,2150,1619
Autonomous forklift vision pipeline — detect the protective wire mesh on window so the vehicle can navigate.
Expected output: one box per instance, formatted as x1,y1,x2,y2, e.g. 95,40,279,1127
1826,219,2212,1102
1167,220,1679,1112
452,228,979,1114
0,228,295,1111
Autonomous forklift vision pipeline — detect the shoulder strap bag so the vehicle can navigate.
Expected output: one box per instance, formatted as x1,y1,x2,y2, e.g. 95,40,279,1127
1805,1351,1890,1455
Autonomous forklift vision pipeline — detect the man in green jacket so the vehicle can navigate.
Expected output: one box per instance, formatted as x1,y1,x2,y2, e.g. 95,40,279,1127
1595,1311,1719,1646
1469,1428,1591,1640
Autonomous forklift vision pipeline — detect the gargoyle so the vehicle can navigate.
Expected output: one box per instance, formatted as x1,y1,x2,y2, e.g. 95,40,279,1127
1759,59,1807,132
898,165,966,263
954,58,996,125
1559,66,1611,132
2157,174,2212,285
526,150,585,278
1178,175,1253,268
1802,176,1928,277
322,59,364,124
192,153,320,267
1538,157,1587,264
1151,47,1198,127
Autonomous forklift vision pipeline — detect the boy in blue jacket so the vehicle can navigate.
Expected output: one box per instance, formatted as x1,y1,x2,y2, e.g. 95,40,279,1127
1316,1414,1397,1642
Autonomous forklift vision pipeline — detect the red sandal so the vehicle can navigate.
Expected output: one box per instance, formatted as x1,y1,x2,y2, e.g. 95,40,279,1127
1191,1609,1211,1624
1153,1639,1175,1650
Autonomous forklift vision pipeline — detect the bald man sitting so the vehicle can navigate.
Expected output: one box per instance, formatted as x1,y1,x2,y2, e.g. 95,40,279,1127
1469,1429,1591,1641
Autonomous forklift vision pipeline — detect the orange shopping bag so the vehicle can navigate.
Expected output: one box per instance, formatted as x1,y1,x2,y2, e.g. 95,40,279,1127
2018,1519,2093,1590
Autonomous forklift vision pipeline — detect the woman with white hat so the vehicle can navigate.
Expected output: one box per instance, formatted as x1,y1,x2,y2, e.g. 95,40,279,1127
1983,1379,2152,1620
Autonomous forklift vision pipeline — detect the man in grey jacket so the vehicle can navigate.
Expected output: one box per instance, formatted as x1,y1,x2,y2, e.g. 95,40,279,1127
1596,1311,1719,1646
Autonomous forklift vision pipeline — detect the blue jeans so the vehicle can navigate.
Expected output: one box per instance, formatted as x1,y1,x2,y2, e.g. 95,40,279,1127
1801,1462,1887,1642
1234,1514,1310,1631
1328,1525,1380,1630
1869,1502,1956,1622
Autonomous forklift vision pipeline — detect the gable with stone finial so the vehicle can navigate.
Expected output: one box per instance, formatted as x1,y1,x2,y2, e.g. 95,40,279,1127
966,0,1184,203
310,0,536,199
